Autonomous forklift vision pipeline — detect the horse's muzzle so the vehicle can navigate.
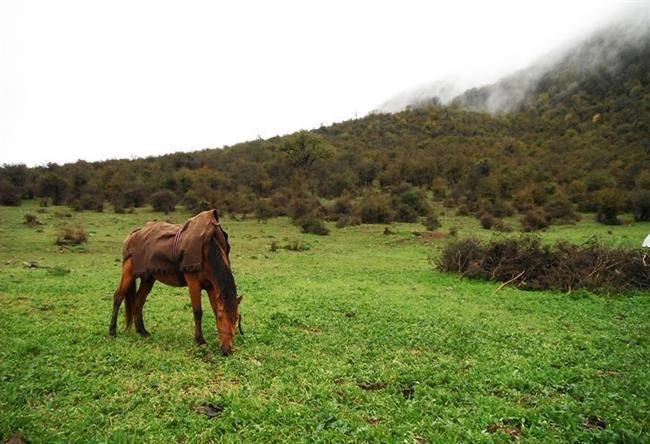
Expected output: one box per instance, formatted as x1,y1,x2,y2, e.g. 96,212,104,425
220,345,232,356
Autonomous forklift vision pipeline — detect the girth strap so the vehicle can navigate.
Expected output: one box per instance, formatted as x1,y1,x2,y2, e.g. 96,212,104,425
171,227,183,263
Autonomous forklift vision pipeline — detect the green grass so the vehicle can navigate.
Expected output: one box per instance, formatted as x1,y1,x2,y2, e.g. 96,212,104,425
1,202,648,443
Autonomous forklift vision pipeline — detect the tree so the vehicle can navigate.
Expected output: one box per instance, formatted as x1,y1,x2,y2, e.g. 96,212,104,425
280,131,332,185
151,190,177,213
37,172,68,205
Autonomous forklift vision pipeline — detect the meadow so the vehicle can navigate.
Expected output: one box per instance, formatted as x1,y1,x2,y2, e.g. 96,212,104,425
0,203,648,443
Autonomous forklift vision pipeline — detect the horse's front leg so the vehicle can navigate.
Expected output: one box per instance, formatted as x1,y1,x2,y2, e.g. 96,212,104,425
186,276,206,345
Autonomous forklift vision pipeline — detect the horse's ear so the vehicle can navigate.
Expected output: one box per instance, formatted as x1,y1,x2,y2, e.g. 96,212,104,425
212,209,219,221
237,295,244,305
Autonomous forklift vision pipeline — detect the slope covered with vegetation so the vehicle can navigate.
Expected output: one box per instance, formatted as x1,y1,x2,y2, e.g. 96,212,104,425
1,25,648,231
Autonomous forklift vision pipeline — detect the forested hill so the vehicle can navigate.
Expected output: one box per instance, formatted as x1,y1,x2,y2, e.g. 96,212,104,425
0,24,648,229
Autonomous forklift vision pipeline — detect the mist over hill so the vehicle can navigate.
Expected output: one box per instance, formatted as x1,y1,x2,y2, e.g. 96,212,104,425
377,12,650,114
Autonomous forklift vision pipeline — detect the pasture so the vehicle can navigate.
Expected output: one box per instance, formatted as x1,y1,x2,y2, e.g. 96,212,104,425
0,203,648,442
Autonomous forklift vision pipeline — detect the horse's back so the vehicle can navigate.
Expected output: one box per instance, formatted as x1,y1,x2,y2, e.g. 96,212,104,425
123,221,182,277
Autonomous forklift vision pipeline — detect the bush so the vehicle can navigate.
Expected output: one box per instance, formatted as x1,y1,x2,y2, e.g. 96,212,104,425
297,214,330,235
336,214,362,228
594,188,623,225
629,189,650,222
448,226,458,237
487,200,514,218
393,185,430,217
23,214,42,227
288,195,322,221
56,226,87,245
0,180,21,206
437,236,649,292
70,193,104,212
254,198,274,222
544,197,578,222
183,190,211,215
151,190,176,213
424,213,441,231
480,213,495,229
360,194,393,224
493,219,512,232
521,210,550,231
455,205,470,217
329,196,355,217
394,203,419,222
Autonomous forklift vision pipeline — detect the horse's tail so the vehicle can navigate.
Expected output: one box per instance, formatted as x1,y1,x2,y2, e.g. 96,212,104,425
123,280,137,330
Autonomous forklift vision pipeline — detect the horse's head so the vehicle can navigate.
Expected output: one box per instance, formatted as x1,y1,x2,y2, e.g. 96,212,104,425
206,210,243,356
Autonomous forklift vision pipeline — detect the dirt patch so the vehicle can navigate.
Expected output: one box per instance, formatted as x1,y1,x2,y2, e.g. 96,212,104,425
195,403,223,419
6,433,27,444
358,381,387,391
486,418,522,440
582,415,606,430
365,417,380,425
400,386,415,399
345,311,356,318
420,231,447,242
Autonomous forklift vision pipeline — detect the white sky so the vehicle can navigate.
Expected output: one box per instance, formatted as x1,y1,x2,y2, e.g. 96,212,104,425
0,0,644,166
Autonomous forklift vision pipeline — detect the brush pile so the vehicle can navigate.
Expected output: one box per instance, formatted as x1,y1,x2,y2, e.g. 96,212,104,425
437,236,649,292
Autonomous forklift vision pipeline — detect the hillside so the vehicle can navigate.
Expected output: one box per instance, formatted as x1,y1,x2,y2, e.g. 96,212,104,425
1,21,649,229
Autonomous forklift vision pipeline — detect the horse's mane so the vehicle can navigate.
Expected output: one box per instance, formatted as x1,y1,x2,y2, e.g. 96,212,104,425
208,227,238,312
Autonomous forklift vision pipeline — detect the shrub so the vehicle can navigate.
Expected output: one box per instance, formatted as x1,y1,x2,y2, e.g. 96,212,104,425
284,239,310,251
629,189,650,222
298,214,330,235
151,190,176,213
56,226,87,245
487,200,514,218
521,210,550,232
424,212,441,231
288,195,322,221
70,193,104,212
394,204,419,222
437,236,649,292
456,205,470,216
183,190,211,215
254,198,274,222
359,194,393,224
480,213,495,230
594,188,623,225
0,180,21,206
544,197,578,222
393,185,430,217
336,214,362,228
448,226,458,237
493,219,512,232
329,196,355,217
24,214,42,227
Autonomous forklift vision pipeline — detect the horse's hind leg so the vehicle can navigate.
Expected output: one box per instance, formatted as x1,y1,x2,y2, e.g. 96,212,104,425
109,258,135,337
134,277,155,337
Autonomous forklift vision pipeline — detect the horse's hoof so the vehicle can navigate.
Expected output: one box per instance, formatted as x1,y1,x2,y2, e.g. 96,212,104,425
138,331,150,338
195,337,207,345
108,329,117,338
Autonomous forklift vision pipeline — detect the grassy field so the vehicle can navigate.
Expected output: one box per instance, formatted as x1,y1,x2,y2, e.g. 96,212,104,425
0,202,648,443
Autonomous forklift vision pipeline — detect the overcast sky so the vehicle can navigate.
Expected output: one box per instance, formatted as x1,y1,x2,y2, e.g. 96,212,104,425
0,0,644,166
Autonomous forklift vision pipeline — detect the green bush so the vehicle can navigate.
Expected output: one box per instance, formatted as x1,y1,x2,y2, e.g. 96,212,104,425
298,215,330,235
151,190,177,213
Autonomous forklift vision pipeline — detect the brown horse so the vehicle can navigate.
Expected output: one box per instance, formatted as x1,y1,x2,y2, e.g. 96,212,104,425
108,209,242,356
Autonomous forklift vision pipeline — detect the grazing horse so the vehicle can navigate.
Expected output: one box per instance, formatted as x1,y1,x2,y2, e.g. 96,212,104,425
108,209,243,356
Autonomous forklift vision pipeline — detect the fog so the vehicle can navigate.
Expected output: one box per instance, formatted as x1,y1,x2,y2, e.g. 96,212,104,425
0,1,646,165
379,5,650,114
